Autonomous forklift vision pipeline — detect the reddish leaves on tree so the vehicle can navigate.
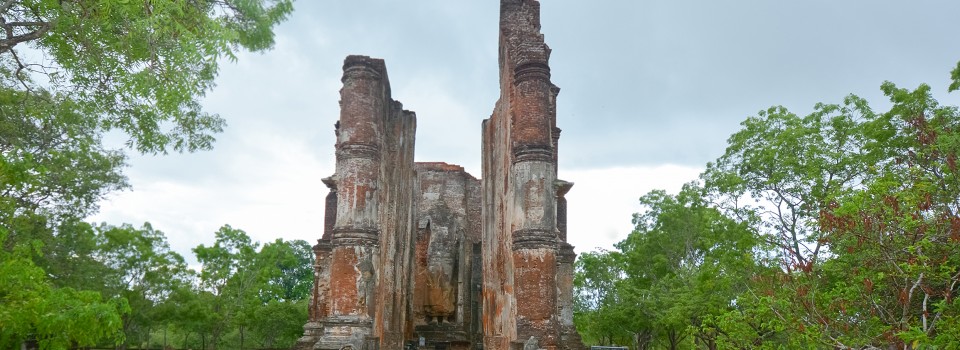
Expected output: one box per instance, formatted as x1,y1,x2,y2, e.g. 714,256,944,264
919,193,932,211
884,195,900,216
898,288,909,306
910,113,938,146
950,216,960,242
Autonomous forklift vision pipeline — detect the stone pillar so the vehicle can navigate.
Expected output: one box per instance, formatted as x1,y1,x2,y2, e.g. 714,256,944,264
553,181,573,332
316,56,386,350
556,244,581,350
316,177,339,321
300,239,335,349
295,178,339,350
323,176,339,239
551,127,561,173
510,61,560,350
555,181,570,243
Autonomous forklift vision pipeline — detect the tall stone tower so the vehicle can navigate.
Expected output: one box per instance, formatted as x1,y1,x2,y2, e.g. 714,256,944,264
295,1,582,349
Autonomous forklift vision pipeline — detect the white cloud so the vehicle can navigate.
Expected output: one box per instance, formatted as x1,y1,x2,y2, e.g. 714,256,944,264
91,133,331,261
560,164,703,254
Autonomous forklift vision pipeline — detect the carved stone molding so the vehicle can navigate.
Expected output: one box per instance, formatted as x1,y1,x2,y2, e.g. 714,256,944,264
513,62,550,84
336,142,381,161
512,144,553,164
554,179,573,198
323,315,375,328
314,238,334,253
322,176,339,190
512,228,557,250
332,227,380,247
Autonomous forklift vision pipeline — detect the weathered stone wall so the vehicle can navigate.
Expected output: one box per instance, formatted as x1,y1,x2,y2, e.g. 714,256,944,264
297,2,584,349
321,56,390,350
297,56,419,350
481,1,573,349
411,163,482,349
296,177,338,350
480,97,516,350
374,101,417,350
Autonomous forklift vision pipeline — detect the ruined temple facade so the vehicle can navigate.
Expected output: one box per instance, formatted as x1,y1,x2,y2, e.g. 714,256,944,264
295,1,583,349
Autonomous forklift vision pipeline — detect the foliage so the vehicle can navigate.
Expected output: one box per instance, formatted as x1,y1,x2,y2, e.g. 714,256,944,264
811,82,960,347
2,0,295,237
702,96,873,271
0,229,129,349
1,0,294,153
1,1,296,347
701,72,960,347
574,250,634,347
95,222,193,348
2,220,314,349
575,185,759,350
577,62,960,349
0,88,126,222
257,238,313,302
190,225,313,350
624,185,758,349
193,225,261,349
248,299,309,348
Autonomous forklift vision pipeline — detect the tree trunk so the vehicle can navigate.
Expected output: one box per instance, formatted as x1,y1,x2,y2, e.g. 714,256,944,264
666,329,680,350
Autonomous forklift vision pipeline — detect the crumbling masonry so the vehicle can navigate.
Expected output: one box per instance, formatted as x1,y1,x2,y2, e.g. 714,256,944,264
295,1,583,349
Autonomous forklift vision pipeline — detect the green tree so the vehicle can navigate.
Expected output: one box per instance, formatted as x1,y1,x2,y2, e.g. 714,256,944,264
574,250,635,347
574,185,760,350
618,185,758,350
257,238,313,301
701,88,882,347
11,217,109,291
0,90,126,224
1,0,294,153
187,228,314,349
813,82,960,347
1,2,295,347
247,238,311,348
702,96,873,272
703,71,960,348
155,286,220,349
194,224,261,349
95,222,192,348
249,299,308,348
0,229,129,349
2,0,295,232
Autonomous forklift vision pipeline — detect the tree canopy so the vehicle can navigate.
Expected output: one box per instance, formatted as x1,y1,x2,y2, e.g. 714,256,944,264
2,0,293,153
1,1,295,348
575,62,960,349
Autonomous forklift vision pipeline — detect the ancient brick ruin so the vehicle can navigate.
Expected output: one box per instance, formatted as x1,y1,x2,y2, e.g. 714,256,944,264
295,1,583,349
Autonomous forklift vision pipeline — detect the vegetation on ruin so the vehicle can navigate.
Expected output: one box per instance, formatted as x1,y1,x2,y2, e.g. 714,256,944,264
574,63,960,349
0,0,299,348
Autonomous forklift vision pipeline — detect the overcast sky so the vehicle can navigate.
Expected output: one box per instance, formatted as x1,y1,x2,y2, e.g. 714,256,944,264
91,1,960,262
